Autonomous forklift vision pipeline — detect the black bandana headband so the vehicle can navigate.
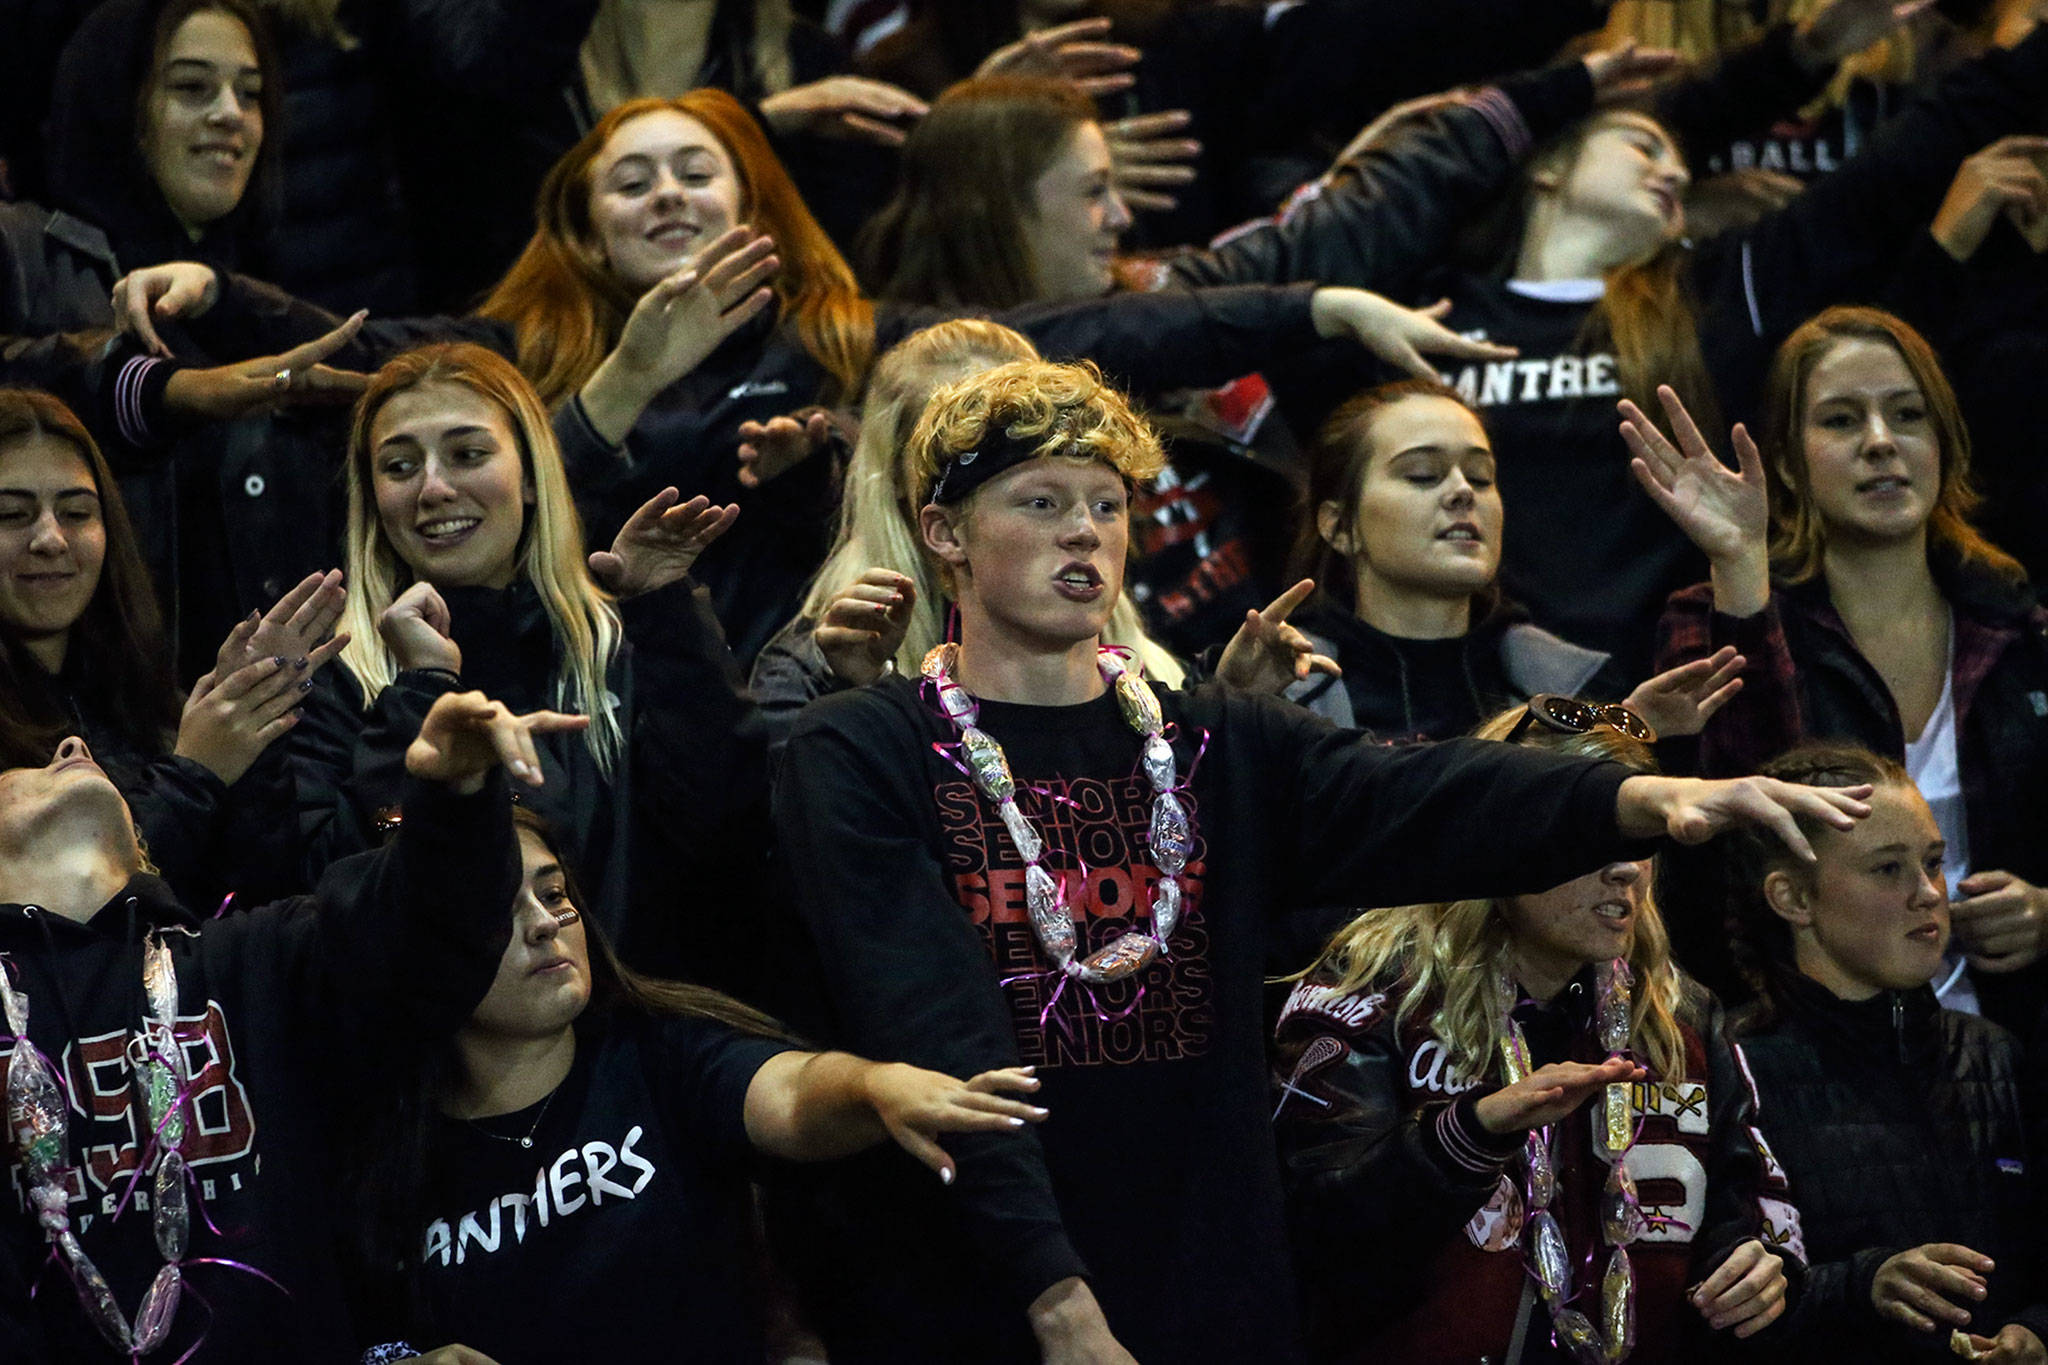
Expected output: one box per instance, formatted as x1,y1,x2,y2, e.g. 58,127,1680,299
927,425,1067,506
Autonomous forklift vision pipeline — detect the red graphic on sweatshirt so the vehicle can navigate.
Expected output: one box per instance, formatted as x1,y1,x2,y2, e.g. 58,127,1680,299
938,772,1213,1070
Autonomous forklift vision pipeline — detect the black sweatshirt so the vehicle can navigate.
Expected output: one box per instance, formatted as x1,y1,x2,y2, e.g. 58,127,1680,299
771,675,1646,1362
1165,28,2048,683
0,773,519,1364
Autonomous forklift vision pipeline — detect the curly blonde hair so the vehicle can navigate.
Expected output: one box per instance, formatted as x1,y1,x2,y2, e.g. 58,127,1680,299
905,358,1167,509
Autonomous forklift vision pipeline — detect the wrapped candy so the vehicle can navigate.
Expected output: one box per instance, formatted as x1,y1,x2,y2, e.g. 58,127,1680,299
999,802,1044,864
1077,932,1161,982
154,1152,189,1262
1527,1210,1571,1303
1152,877,1182,943
1113,670,1163,735
1141,734,1175,792
1599,957,1634,1053
1597,1082,1634,1162
1601,1162,1645,1245
1601,1248,1637,1361
133,1265,183,1354
960,728,1014,801
1150,793,1191,874
1024,865,1074,965
8,1041,67,1178
1525,1129,1557,1211
1553,1309,1601,1363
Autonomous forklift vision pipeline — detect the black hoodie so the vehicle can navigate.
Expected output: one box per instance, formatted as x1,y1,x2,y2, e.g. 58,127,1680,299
0,771,518,1363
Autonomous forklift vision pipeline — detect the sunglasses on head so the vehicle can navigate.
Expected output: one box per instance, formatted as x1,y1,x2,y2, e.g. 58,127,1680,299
1506,694,1657,745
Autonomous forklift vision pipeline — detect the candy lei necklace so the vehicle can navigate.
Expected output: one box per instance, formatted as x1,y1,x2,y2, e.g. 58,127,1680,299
1497,958,1645,1365
3,934,193,1356
922,642,1191,984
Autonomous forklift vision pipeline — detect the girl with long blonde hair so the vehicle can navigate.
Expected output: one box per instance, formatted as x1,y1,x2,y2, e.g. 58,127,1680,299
1275,703,1800,1362
296,342,760,954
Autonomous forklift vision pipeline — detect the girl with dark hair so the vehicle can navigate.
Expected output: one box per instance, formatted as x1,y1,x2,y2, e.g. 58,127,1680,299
1274,705,1800,1363
1638,307,2048,1028
117,88,1509,663
1158,0,2039,682
348,806,1046,1364
1719,744,2048,1362
0,0,368,678
0,387,344,907
1284,377,1744,742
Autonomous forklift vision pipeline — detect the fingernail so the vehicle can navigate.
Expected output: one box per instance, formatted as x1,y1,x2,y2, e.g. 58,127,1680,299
1008,1116,1026,1127
273,656,287,667
940,1167,954,1185
298,679,313,692
1031,1106,1048,1117
294,656,309,669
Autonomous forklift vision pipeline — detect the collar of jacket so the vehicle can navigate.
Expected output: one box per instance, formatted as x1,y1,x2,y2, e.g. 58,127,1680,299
1773,967,1942,1072
1508,961,1602,1062
0,872,194,940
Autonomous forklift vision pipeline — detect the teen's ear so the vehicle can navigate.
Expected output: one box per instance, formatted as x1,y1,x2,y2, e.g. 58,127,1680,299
920,502,970,570
1315,500,1352,554
1763,868,1815,928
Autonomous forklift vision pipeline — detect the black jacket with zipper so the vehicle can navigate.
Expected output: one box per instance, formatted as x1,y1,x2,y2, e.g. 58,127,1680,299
0,772,519,1364
1738,973,2048,1359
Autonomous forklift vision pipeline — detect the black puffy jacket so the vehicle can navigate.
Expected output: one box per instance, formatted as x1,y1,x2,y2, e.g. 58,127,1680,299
1738,973,2048,1360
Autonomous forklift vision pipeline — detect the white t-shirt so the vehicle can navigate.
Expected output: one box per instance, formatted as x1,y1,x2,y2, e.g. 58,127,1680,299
1903,614,1978,1012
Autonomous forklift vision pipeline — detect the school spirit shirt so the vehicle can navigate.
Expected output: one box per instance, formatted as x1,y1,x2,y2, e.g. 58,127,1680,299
1436,275,1708,685
413,1013,792,1363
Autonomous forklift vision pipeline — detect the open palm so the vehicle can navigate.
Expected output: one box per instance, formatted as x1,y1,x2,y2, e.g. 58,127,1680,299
1619,385,1769,563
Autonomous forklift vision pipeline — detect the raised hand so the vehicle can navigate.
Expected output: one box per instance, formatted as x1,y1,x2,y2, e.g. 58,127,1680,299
1620,385,1771,618
1952,870,2048,973
1796,0,1938,68
1617,773,1873,861
1310,290,1517,380
378,580,462,674
1582,43,1686,105
975,16,1141,97
1215,578,1341,695
1871,1243,1994,1333
1693,1238,1790,1338
1932,135,2048,261
737,409,835,489
816,568,917,686
1104,110,1200,214
173,655,309,785
216,569,349,679
162,310,370,420
587,487,739,597
403,690,589,792
580,228,779,444
865,1065,1047,1184
758,76,928,147
1622,645,1745,738
109,262,221,357
1472,1057,1645,1135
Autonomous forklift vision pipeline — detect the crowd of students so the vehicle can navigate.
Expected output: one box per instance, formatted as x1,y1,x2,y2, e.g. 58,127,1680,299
2,0,2047,1362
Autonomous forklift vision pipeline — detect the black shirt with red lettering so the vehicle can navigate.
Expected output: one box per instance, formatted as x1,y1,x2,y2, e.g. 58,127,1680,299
407,1012,791,1363
771,674,1648,1363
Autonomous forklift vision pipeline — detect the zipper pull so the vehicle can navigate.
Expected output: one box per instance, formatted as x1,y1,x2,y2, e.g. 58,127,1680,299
1892,993,1907,1065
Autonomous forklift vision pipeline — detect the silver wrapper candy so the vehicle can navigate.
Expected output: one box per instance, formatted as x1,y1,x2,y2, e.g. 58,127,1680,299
1528,1209,1571,1302
143,936,177,1032
1141,734,1175,792
1024,865,1074,964
1150,793,1191,874
133,1264,182,1354
999,801,1043,864
154,1152,189,1262
960,728,1014,801
58,1227,134,1352
1152,876,1182,942
8,1044,67,1178
1525,1129,1556,1211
